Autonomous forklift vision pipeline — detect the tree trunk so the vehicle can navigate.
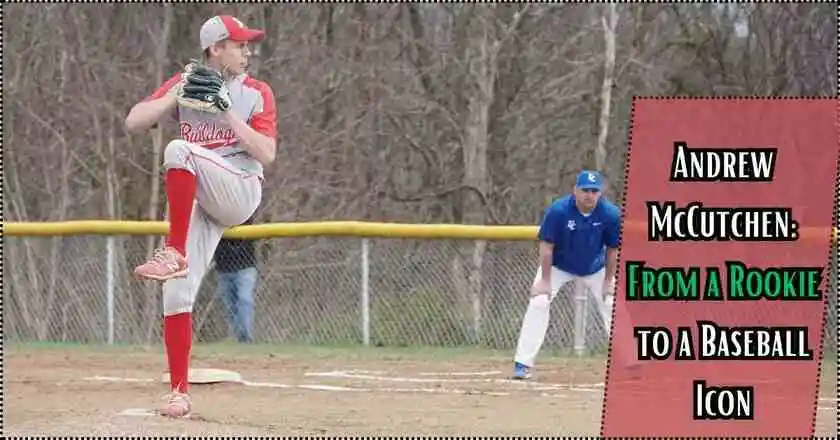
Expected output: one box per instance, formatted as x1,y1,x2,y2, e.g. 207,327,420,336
143,3,174,344
595,4,618,176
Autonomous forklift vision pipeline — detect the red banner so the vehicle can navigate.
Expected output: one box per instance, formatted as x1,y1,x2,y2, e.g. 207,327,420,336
601,98,837,437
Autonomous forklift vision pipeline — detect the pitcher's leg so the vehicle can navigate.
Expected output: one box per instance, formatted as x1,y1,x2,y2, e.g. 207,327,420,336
187,147,262,228
134,140,202,281
159,206,225,418
513,267,573,376
134,140,261,281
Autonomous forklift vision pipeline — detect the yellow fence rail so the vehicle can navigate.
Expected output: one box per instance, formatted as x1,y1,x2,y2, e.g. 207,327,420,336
3,220,837,241
2,221,536,240
3,220,836,350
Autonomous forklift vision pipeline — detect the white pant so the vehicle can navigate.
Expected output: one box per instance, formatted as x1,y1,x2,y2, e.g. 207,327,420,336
514,266,614,367
160,140,262,316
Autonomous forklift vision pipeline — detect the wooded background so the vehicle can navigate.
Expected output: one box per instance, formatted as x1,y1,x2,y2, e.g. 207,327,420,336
6,3,836,225
5,4,838,348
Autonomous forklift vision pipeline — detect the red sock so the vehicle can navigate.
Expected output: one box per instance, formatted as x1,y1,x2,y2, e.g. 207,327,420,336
164,169,197,256
164,313,192,394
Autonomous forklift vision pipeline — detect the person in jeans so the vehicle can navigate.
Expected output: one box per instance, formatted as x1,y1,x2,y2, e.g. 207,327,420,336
213,214,258,343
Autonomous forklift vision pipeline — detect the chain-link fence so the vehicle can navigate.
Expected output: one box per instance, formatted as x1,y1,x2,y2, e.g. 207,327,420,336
3,234,613,353
3,233,836,357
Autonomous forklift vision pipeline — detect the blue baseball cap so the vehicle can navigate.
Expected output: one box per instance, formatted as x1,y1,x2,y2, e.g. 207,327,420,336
575,170,603,191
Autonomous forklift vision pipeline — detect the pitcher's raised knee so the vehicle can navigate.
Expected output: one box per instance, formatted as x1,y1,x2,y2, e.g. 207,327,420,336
163,139,198,172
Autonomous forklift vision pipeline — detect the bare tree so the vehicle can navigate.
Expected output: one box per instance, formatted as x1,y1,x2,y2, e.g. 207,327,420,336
594,4,617,172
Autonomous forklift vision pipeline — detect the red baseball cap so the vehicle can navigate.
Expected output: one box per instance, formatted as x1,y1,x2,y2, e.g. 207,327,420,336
199,15,265,50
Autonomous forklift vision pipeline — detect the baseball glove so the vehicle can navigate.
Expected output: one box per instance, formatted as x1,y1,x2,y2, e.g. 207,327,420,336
174,60,232,113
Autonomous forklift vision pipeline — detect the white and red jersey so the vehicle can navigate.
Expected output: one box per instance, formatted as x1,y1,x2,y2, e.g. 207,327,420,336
145,72,277,178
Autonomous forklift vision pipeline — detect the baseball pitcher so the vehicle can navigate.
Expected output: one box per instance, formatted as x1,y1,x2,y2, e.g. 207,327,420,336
124,15,276,418
512,170,620,380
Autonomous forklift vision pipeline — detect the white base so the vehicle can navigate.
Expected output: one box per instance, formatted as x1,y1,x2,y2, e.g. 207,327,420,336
160,367,244,385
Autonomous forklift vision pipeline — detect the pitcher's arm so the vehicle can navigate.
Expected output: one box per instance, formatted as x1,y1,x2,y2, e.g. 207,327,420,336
222,111,276,166
125,94,178,134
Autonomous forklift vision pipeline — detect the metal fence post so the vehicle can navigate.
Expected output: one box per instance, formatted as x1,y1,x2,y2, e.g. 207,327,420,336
573,281,587,356
106,235,115,345
361,238,370,346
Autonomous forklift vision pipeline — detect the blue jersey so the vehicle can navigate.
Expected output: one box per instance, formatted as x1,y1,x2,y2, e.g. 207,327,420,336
537,194,621,276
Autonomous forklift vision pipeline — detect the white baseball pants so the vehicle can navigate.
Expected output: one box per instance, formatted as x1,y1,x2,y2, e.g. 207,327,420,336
160,139,262,317
514,266,613,367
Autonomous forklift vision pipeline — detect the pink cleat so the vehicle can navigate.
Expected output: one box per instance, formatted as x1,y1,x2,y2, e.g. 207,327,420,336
160,390,192,418
134,247,188,281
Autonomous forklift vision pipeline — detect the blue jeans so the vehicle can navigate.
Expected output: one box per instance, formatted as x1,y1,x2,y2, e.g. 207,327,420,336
217,267,257,343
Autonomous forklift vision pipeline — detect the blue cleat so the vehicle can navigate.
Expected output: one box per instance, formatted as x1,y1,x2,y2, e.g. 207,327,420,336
512,362,532,380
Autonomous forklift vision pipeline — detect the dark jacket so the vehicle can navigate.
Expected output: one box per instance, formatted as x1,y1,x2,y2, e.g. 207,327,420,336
213,215,257,273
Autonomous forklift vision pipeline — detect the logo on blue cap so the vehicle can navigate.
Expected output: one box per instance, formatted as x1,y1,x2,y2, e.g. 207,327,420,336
575,170,603,191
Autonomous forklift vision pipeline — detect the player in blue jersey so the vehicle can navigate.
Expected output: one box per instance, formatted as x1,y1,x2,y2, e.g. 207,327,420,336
512,170,620,380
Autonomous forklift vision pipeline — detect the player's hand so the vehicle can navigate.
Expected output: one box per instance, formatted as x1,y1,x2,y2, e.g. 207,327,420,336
207,84,232,112
602,276,616,301
530,278,551,298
